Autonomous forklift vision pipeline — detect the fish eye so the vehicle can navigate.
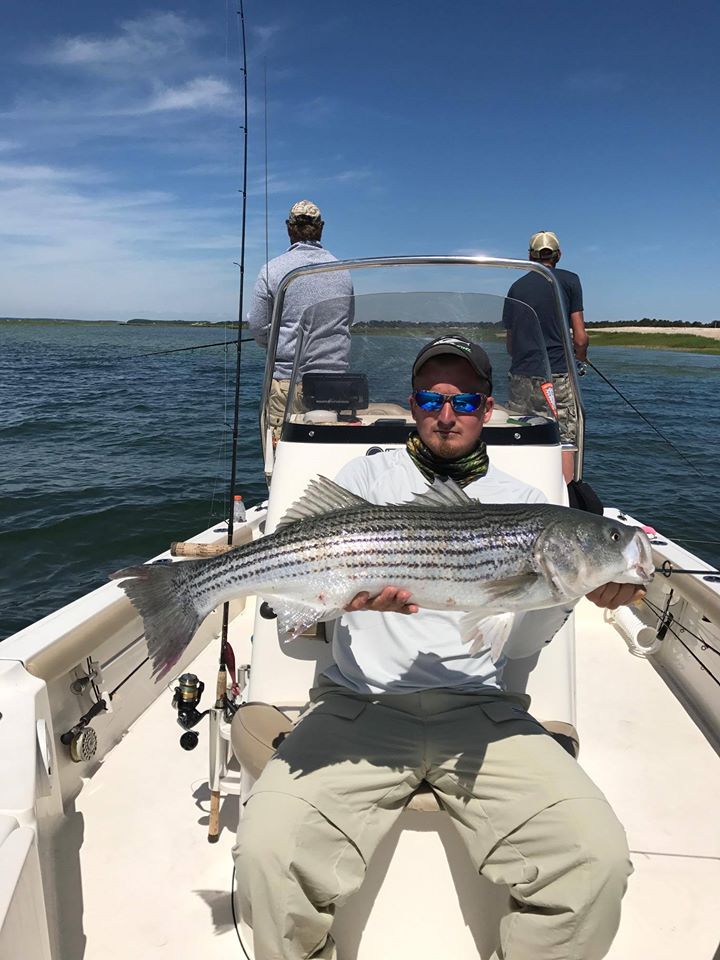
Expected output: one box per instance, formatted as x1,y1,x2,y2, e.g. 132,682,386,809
610,529,620,542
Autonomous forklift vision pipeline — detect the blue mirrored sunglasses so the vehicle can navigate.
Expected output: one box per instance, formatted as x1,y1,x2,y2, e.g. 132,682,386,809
413,390,487,413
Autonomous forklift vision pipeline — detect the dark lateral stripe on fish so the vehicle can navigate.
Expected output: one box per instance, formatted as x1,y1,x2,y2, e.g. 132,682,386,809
186,541,528,584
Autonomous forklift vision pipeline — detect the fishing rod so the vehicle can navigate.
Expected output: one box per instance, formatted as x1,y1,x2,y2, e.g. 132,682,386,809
116,336,255,362
206,0,250,845
655,560,720,578
585,358,708,480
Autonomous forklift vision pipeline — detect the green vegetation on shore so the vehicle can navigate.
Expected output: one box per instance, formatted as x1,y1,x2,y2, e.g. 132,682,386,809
0,316,242,328
3,316,718,355
588,331,720,353
588,317,719,329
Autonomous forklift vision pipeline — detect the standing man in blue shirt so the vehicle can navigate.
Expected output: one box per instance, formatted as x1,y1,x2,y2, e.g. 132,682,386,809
506,231,588,482
247,200,354,437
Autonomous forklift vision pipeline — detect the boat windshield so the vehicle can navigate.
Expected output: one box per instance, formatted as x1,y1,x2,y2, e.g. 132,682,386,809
275,289,560,446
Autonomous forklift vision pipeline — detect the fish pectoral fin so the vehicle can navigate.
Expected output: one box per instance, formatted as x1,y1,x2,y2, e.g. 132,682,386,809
460,611,514,657
473,572,541,607
408,477,473,509
275,476,369,531
270,598,342,641
532,550,568,601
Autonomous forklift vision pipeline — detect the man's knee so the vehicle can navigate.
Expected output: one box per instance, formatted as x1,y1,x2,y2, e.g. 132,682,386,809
235,791,309,872
490,797,632,898
234,791,364,905
547,798,632,901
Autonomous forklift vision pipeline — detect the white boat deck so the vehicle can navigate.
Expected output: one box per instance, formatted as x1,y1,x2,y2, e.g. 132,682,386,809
74,598,720,960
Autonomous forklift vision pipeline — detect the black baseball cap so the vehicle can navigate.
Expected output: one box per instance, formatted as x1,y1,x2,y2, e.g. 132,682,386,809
412,334,493,393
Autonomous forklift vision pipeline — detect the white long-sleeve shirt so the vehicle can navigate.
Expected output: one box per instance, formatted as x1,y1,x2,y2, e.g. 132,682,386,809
323,448,571,694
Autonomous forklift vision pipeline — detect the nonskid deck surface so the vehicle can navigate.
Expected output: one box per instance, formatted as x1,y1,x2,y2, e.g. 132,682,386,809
75,607,253,959
75,599,720,959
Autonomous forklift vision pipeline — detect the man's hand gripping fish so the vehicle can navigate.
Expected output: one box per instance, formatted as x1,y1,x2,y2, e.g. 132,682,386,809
111,476,654,678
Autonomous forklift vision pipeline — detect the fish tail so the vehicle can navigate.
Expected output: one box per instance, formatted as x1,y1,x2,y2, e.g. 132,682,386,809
111,560,208,679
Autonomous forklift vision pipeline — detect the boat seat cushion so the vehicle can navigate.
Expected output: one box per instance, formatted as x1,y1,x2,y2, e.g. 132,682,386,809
540,720,580,758
231,702,294,781
230,703,580,810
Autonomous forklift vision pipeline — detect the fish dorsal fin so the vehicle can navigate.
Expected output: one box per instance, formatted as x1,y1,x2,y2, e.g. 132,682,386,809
409,477,473,509
275,475,369,531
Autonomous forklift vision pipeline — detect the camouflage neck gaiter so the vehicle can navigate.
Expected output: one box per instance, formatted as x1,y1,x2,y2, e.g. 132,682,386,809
406,432,490,488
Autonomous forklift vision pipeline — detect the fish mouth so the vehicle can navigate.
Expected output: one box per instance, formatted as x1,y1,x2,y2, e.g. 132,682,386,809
625,531,655,583
634,561,655,582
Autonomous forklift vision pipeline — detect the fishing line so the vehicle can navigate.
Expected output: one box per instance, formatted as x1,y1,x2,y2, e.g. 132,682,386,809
642,595,720,659
62,652,153,740
226,0,249,533
650,621,720,688
669,538,720,546
203,0,251,845
586,359,709,480
639,595,720,687
264,59,270,340
618,489,720,526
115,337,254,361
230,864,252,959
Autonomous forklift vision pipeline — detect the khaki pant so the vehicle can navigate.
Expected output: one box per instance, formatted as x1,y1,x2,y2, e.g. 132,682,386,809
269,379,305,438
234,684,631,960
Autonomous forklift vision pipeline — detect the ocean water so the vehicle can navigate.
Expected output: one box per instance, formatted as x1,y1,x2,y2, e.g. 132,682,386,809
2,321,719,640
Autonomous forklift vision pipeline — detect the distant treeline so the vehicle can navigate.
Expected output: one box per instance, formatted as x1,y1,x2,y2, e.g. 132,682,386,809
587,318,720,328
3,315,718,330
0,317,242,327
125,318,241,327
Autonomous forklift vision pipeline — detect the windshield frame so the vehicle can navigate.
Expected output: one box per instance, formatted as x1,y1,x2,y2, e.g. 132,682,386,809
257,256,585,479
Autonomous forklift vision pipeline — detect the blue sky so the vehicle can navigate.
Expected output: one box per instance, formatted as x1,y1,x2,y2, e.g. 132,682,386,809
1,0,718,322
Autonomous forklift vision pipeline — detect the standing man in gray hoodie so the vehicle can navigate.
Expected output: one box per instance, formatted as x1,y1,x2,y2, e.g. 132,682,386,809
247,200,354,436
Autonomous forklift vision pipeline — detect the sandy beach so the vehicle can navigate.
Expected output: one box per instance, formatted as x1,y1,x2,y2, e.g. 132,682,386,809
593,326,720,340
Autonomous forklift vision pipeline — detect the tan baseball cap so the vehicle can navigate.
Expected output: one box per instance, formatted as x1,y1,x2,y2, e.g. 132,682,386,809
529,231,560,255
288,199,322,222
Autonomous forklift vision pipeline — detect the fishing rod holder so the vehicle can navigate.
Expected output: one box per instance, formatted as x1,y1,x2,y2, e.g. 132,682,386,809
172,673,210,750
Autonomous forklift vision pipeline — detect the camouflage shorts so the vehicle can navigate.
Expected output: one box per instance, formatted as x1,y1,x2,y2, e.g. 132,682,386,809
507,372,578,444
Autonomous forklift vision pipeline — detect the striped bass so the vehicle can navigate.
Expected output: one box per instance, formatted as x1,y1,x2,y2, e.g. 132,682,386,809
112,476,654,677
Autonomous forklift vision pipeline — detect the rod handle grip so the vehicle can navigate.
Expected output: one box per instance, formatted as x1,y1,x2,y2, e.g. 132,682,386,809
170,541,235,558
208,790,221,842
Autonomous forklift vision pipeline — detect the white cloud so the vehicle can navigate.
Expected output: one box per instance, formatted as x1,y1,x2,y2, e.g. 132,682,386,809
249,164,374,198
0,162,106,183
332,168,372,184
0,166,247,320
251,23,285,55
43,13,201,69
140,77,234,114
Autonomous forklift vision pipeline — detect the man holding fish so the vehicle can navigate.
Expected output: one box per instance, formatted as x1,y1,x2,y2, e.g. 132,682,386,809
230,335,648,960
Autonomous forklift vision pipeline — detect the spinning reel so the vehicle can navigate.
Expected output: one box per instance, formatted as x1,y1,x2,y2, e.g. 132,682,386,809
172,673,210,750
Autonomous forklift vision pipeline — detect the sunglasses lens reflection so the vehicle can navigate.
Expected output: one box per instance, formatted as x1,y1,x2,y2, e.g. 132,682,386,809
414,391,485,412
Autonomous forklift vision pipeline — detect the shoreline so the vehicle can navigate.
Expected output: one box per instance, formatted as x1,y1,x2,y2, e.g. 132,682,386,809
587,327,720,354
591,325,720,340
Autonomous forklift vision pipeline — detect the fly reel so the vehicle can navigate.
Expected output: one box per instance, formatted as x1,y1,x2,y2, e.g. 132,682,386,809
60,694,109,763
